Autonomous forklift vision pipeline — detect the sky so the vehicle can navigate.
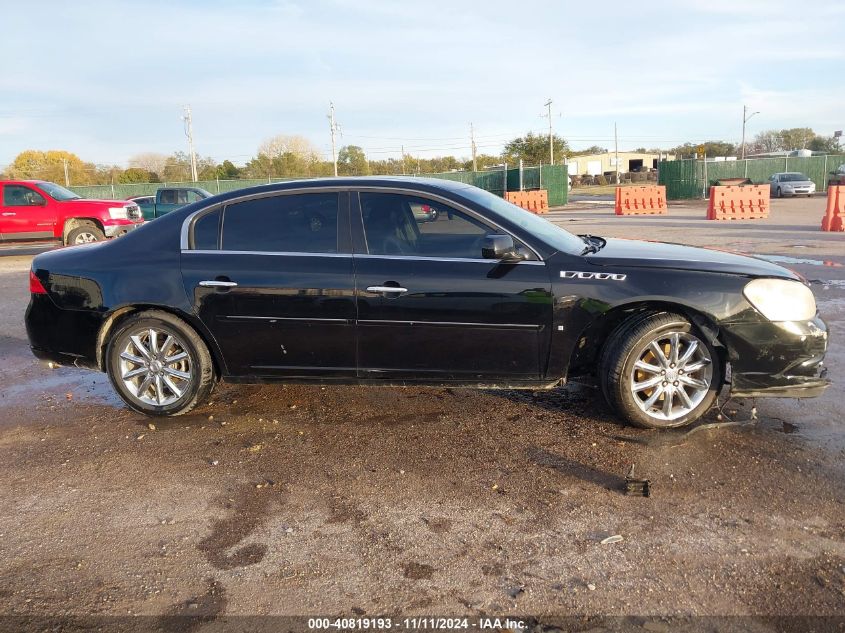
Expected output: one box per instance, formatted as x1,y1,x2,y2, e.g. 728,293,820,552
1,0,843,168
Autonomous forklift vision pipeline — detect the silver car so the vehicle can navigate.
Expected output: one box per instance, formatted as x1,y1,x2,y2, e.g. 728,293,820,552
769,172,816,198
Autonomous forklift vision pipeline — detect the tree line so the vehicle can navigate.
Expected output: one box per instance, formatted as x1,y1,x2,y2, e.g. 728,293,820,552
2,128,840,186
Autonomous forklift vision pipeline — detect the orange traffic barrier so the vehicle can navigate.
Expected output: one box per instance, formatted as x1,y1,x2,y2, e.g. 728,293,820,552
614,185,667,215
822,186,845,232
707,185,769,220
505,190,549,214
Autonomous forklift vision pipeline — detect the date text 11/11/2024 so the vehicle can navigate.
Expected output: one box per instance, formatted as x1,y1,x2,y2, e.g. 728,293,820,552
307,617,528,630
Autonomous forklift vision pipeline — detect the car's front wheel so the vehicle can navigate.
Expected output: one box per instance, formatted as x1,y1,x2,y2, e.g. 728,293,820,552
105,310,215,416
600,312,721,429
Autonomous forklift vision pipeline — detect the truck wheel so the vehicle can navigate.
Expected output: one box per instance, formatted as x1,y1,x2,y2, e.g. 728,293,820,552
66,223,105,245
105,310,216,416
599,312,721,429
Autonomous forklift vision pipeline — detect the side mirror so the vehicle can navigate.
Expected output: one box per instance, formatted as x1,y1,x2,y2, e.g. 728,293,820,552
482,234,522,261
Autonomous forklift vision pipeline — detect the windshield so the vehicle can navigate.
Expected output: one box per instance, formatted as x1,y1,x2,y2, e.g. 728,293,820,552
780,173,810,182
458,186,585,254
37,181,81,200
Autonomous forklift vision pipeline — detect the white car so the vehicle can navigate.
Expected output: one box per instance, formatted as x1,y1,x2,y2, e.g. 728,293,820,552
768,172,815,198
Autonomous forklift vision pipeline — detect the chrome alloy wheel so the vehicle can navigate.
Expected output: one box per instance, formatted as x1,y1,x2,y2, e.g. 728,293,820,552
74,231,99,244
118,328,193,406
629,331,713,422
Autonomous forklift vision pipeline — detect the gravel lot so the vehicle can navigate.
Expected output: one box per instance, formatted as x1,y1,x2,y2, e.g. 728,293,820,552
0,196,843,631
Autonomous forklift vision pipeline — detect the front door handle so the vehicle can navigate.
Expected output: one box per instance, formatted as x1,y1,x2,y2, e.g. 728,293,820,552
1,212,15,216
199,280,238,288
367,285,408,294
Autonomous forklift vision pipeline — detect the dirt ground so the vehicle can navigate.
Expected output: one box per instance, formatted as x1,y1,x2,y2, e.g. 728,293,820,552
0,195,843,632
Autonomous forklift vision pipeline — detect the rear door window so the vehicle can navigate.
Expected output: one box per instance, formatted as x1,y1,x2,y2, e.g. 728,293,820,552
221,192,339,253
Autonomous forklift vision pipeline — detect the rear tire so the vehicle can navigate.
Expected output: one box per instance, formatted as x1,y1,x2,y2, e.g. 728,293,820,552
599,312,721,429
105,310,215,416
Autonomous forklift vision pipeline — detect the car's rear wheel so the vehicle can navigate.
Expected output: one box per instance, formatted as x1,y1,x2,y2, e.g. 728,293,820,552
105,311,215,416
600,312,721,429
66,223,105,245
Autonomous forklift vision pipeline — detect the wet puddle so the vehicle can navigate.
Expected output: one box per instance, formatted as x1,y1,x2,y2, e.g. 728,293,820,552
0,368,121,411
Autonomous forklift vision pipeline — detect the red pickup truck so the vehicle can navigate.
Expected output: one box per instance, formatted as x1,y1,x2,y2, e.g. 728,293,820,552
0,180,144,246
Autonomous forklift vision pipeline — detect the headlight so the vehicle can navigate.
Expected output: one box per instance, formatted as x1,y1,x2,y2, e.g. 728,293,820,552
743,278,816,321
108,206,128,219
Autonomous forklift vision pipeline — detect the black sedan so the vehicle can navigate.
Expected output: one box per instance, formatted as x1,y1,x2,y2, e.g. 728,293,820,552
25,178,829,429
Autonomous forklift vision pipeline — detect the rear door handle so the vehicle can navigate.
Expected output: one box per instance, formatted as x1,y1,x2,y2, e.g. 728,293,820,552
367,285,408,294
199,280,238,288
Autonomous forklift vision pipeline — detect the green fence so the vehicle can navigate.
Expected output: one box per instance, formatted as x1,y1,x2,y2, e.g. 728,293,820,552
659,154,845,200
426,164,568,206
70,164,569,206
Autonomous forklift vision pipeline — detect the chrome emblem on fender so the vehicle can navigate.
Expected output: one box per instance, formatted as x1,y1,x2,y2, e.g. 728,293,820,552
560,271,627,281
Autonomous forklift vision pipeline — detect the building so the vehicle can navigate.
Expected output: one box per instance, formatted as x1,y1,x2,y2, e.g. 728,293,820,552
563,151,674,176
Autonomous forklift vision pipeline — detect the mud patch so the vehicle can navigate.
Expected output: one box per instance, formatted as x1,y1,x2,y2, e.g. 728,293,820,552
404,562,435,580
159,578,226,632
196,485,277,570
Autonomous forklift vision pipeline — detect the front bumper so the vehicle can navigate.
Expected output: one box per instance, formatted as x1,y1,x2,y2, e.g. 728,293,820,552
103,220,143,238
721,315,830,398
781,188,815,196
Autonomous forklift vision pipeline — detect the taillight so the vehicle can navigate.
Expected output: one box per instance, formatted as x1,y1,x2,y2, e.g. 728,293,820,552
29,270,47,294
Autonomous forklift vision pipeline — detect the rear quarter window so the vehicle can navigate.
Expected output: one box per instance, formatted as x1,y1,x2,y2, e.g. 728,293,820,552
192,209,221,250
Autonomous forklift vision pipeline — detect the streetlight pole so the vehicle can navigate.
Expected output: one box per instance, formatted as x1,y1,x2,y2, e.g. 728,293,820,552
741,105,759,160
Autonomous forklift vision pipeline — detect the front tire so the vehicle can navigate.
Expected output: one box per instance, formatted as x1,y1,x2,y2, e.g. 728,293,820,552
105,311,215,416
66,223,105,245
599,312,721,429
776,187,783,198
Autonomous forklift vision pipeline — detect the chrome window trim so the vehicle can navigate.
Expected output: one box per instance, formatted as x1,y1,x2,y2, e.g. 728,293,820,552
183,249,352,258
354,253,545,265
180,249,544,265
179,184,545,261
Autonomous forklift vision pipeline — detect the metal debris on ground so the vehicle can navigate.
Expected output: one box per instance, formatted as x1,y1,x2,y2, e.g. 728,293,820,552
624,464,650,497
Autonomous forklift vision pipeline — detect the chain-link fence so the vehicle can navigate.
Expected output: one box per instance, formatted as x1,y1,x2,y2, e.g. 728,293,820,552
659,155,845,200
69,165,570,207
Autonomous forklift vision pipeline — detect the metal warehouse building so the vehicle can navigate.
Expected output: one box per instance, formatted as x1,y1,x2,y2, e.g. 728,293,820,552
564,151,674,176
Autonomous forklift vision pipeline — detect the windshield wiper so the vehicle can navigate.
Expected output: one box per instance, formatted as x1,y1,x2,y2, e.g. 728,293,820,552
579,234,605,255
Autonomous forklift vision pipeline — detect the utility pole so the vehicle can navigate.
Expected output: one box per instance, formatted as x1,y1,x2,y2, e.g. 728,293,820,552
470,122,478,172
614,122,619,185
328,102,341,177
182,105,198,182
543,99,554,165
741,105,760,160
401,144,406,175
62,158,70,186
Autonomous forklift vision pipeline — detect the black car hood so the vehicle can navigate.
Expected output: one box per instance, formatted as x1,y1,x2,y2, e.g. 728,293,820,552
585,238,800,279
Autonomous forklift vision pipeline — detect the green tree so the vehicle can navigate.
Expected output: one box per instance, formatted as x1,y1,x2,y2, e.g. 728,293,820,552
216,160,240,179
670,141,736,157
503,132,569,165
779,128,815,150
118,167,160,183
337,145,370,175
807,135,841,154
